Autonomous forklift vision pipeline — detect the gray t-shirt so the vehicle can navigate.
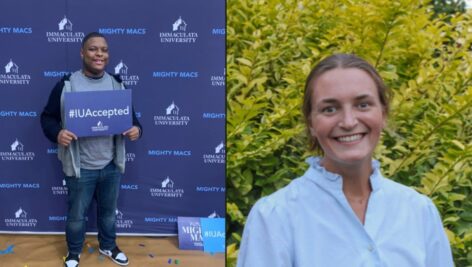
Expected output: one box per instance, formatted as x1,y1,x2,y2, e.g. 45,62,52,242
70,71,115,170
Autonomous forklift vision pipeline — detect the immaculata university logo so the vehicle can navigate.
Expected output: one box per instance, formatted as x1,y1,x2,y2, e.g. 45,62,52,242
114,60,139,87
115,209,134,229
160,16,198,43
203,141,225,164
153,101,190,126
4,207,38,228
0,139,35,161
149,176,184,198
51,179,68,195
126,152,136,162
211,68,225,87
46,15,84,43
208,211,221,218
91,120,109,133
0,59,31,85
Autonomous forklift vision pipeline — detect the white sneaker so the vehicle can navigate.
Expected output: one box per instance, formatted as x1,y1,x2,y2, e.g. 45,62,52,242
99,246,129,266
64,252,80,267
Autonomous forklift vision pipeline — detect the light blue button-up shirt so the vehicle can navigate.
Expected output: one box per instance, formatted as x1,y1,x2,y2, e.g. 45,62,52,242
237,157,454,267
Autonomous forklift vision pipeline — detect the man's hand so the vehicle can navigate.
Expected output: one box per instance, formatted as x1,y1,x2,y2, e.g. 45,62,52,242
57,129,78,146
123,126,140,141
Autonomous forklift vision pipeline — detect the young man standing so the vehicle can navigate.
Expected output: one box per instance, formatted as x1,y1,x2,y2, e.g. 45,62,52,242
40,32,142,267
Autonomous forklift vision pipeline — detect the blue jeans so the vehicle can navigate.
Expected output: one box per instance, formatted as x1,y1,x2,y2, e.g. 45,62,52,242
65,162,121,254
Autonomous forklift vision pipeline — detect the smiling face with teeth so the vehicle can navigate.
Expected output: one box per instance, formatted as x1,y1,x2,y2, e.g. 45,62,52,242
308,67,386,171
81,36,109,77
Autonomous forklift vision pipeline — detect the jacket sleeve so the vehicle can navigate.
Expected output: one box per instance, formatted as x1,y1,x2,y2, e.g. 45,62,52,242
40,79,65,143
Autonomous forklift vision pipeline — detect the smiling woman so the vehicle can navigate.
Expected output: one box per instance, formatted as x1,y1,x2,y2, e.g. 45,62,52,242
236,54,454,267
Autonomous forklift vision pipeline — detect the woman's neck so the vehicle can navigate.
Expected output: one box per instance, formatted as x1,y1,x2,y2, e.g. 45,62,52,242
322,158,372,191
321,158,373,224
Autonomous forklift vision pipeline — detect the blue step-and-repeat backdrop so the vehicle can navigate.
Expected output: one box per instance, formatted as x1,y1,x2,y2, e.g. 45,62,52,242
0,0,225,235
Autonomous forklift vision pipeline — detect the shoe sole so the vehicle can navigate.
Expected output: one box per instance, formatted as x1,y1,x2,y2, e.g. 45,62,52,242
99,248,129,266
64,253,80,267
64,260,79,267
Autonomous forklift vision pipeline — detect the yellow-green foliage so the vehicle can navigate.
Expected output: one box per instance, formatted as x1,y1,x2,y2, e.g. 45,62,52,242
227,0,472,266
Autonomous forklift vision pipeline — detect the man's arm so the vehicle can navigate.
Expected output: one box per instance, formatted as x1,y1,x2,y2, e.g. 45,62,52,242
40,79,66,143
131,105,142,138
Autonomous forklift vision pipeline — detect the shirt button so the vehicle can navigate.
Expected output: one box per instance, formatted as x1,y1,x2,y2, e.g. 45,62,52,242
368,245,375,252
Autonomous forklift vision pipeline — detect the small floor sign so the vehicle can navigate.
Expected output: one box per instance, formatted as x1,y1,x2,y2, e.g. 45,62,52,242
200,218,225,253
178,217,225,253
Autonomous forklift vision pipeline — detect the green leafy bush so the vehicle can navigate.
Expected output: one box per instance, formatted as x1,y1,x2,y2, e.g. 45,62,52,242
227,0,472,266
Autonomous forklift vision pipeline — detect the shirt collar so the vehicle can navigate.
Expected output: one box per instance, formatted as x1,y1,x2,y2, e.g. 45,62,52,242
304,156,383,192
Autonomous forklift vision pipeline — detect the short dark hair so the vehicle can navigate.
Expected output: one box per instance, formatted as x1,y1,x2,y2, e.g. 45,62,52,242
303,53,390,151
81,32,107,48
